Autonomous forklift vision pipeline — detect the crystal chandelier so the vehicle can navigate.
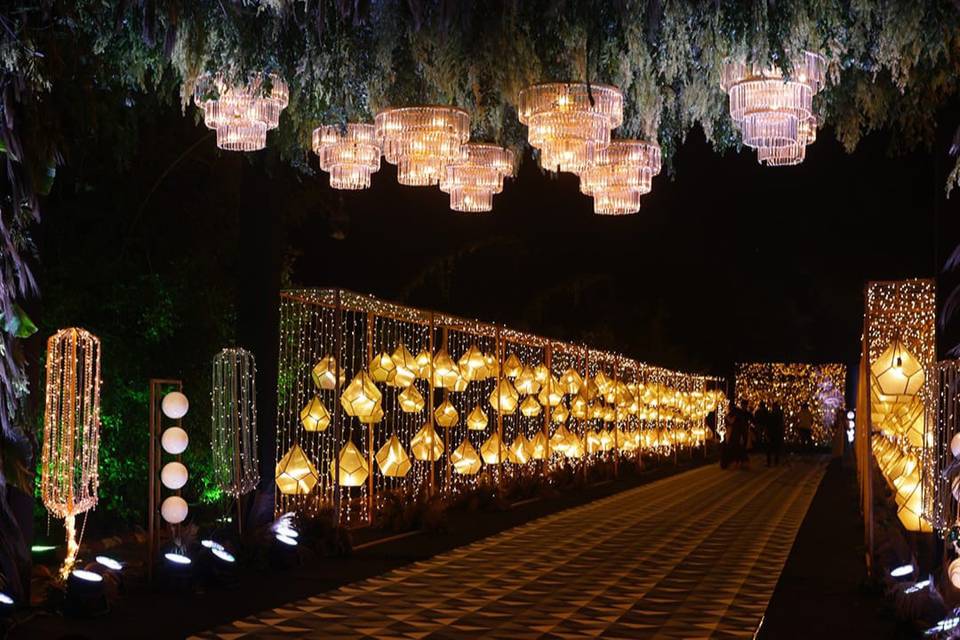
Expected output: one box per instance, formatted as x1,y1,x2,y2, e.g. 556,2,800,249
518,83,623,174
312,123,381,189
720,52,825,166
374,106,471,186
439,143,515,212
579,140,662,215
195,73,289,152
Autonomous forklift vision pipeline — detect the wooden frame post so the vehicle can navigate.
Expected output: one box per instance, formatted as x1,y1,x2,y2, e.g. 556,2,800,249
147,378,183,585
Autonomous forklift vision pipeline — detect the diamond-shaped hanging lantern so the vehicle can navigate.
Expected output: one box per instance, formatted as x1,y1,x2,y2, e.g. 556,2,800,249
481,432,508,465
415,350,433,379
369,351,397,385
330,439,369,487
391,343,419,387
509,433,533,464
340,372,382,418
458,344,488,381
571,394,589,420
376,434,412,478
563,432,584,458
451,438,482,475
533,363,550,385
484,353,499,379
300,396,331,432
467,404,489,431
398,385,425,413
871,339,925,397
552,402,569,423
312,354,345,390
276,443,319,495
600,429,615,451
560,368,583,395
410,422,444,461
434,400,460,428
503,353,523,378
520,395,543,417
358,402,385,425
585,429,602,454
537,376,565,407
529,431,549,459
515,365,541,395
550,425,572,454
489,379,520,414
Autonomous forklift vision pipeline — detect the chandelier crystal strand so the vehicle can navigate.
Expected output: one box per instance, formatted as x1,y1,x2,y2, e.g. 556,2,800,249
579,140,662,215
312,124,381,189
720,52,825,165
518,83,623,174
195,73,289,152
375,106,471,186
440,143,515,212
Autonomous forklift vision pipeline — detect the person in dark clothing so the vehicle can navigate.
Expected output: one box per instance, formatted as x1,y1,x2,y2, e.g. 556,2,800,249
722,405,750,469
765,404,785,466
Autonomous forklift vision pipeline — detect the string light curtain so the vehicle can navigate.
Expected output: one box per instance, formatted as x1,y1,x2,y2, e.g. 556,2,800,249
518,83,623,174
720,51,825,166
439,143,515,212
40,328,102,579
735,362,847,443
211,348,260,498
374,106,471,186
274,289,725,526
579,140,662,215
312,123,381,190
194,72,289,151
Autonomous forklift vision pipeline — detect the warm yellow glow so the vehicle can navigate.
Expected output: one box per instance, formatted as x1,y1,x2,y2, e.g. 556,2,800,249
515,365,541,395
312,123,381,190
331,439,369,487
369,351,397,384
537,376,565,407
300,396,331,432
529,431,549,459
571,394,589,420
410,422,444,461
276,443,319,495
585,430,602,454
503,353,523,378
311,354,344,390
520,395,543,417
467,404,489,431
434,400,460,428
451,438,482,475
414,350,433,379
432,349,460,389
871,339,924,397
560,368,583,394
458,344,489,380
374,106,471,186
552,402,569,423
440,143,515,212
398,384,426,413
489,379,520,414
509,434,533,464
195,73,289,152
481,432,508,464
340,372,382,418
376,434,412,478
358,403,385,425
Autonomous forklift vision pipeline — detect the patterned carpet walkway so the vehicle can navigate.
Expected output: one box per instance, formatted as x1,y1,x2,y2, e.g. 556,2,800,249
195,459,826,639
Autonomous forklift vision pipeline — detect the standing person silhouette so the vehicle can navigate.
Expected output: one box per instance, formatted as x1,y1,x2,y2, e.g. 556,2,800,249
766,404,785,466
797,405,814,452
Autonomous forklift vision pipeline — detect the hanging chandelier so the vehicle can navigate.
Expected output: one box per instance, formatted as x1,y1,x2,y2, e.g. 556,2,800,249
374,106,471,186
194,72,289,152
720,51,825,166
579,140,662,215
439,143,515,212
312,123,382,189
518,82,623,174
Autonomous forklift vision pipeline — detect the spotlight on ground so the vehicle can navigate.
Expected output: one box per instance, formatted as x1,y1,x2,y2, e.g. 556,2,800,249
906,579,931,594
201,539,225,551
891,563,914,578
0,590,13,617
96,556,122,572
160,551,194,591
925,615,960,636
65,569,109,617
211,548,235,564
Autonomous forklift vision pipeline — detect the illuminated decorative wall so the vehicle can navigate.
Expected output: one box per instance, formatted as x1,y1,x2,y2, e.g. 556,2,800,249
864,279,935,533
735,362,847,443
275,289,726,525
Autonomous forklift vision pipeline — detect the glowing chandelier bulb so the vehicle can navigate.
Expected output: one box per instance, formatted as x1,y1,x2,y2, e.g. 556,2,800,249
579,140,662,215
374,106,471,186
195,73,289,152
440,143,515,212
312,123,381,189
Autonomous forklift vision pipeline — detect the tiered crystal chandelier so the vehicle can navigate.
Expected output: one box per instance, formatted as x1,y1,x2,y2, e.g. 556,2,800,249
579,140,662,215
374,106,471,186
518,83,624,174
194,73,289,151
720,51,825,166
439,143,515,212
312,123,382,189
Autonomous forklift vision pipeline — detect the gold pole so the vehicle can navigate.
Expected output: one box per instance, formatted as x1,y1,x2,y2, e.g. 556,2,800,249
366,312,375,525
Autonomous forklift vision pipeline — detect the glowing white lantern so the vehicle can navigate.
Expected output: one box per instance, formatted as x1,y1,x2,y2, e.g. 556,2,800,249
160,462,189,490
161,427,189,455
161,391,190,419
161,496,189,524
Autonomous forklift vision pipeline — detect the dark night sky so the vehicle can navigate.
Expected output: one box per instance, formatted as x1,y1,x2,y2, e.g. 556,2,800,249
42,99,960,386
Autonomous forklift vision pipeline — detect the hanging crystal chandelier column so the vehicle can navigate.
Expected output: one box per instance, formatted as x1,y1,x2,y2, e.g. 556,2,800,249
439,143,515,212
579,140,662,215
720,51,825,166
194,73,289,152
374,106,471,186
518,83,623,174
312,124,382,189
